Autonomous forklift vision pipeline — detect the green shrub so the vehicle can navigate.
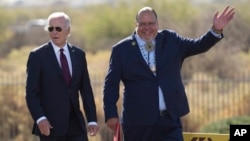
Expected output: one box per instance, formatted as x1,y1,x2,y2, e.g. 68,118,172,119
200,116,250,134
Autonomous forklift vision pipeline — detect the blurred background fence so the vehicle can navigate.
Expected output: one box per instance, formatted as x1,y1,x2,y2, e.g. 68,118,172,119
0,72,250,141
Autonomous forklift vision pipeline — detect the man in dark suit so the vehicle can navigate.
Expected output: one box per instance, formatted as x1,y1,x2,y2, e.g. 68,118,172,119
25,12,98,141
103,6,235,141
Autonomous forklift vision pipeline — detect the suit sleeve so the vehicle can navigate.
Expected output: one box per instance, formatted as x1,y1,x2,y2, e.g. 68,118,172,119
179,30,223,58
80,52,97,122
25,52,44,121
103,46,121,122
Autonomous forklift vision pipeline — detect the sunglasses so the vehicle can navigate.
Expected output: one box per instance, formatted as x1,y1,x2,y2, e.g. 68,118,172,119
47,26,62,32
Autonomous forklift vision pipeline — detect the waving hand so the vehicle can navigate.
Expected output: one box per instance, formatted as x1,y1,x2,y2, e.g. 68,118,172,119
212,6,235,32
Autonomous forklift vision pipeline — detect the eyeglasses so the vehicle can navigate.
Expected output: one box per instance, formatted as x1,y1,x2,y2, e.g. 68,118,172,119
47,26,62,32
137,21,157,28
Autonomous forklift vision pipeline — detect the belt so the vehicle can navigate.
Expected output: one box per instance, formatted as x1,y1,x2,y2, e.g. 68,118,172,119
160,110,168,116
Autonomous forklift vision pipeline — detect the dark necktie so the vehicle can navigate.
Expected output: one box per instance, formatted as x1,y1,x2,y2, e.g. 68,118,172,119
60,48,71,86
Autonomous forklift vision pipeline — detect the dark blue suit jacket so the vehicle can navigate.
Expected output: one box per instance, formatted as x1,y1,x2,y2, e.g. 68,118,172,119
25,42,97,136
103,30,222,126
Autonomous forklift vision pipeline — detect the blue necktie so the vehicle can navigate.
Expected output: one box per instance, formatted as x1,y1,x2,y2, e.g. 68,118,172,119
60,49,71,86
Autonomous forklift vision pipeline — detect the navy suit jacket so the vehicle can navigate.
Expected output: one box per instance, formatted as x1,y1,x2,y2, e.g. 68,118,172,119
103,30,222,126
25,42,97,136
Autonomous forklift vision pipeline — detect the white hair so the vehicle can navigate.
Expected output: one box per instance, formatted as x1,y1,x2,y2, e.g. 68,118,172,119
46,12,71,29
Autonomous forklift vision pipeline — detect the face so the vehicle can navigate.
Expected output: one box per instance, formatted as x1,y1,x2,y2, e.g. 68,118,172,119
48,16,70,47
136,10,158,42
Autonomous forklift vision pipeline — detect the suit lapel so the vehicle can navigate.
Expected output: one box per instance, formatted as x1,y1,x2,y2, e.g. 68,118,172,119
46,42,62,74
155,31,172,77
131,34,155,75
155,33,164,76
46,42,72,86
67,43,76,82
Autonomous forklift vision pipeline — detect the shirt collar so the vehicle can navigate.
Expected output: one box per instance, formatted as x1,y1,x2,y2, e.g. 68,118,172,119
50,41,69,54
135,34,155,47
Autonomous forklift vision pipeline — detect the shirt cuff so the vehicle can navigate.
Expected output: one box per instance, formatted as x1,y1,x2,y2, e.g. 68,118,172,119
210,28,222,38
36,116,46,124
88,121,98,126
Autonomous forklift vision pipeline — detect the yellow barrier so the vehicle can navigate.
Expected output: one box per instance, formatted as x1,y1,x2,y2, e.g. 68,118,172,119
183,132,229,141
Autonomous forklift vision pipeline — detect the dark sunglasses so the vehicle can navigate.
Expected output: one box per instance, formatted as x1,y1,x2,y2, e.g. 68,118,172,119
47,26,62,32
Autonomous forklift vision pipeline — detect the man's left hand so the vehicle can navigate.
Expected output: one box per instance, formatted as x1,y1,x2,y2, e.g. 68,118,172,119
213,6,235,32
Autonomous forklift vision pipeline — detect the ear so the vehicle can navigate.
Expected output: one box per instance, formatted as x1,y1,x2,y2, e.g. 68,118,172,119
67,27,71,37
67,27,71,32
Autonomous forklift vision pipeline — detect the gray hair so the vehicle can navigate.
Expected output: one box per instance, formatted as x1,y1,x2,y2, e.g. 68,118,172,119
46,12,71,29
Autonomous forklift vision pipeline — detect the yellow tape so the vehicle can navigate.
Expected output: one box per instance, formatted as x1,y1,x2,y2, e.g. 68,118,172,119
183,132,229,141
